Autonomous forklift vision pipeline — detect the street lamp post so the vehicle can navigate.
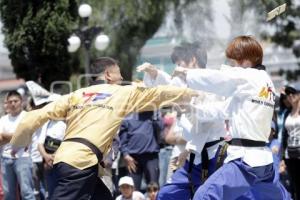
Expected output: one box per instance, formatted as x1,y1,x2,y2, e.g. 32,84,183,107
68,3,110,86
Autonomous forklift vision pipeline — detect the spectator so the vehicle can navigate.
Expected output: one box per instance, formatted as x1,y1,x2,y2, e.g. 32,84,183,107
119,111,163,191
116,176,145,200
0,97,10,200
0,90,35,200
144,182,159,200
283,85,300,200
275,87,293,192
38,119,66,199
25,97,47,200
26,81,64,200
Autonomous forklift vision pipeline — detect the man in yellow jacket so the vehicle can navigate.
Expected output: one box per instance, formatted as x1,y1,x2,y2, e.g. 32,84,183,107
10,57,196,200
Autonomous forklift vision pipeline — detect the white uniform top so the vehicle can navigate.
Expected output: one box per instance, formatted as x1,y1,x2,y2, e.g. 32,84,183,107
0,111,30,158
186,65,275,167
170,120,185,159
144,70,226,164
38,120,66,144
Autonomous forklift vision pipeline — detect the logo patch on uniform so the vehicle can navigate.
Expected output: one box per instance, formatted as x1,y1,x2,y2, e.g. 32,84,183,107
258,84,274,101
83,92,112,103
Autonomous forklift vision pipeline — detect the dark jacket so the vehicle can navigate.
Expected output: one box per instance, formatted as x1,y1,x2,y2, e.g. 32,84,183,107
119,111,164,156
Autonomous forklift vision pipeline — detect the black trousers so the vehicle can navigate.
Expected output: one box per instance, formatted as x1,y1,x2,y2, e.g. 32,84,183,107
286,158,300,200
50,162,113,200
129,153,159,191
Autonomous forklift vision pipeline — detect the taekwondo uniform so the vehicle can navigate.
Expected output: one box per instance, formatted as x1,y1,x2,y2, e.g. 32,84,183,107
185,65,291,200
10,84,195,200
144,70,227,200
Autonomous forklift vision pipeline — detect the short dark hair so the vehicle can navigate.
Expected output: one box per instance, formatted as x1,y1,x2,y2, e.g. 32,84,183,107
285,86,299,95
171,42,207,68
6,90,22,100
191,42,207,68
146,182,159,192
90,57,118,80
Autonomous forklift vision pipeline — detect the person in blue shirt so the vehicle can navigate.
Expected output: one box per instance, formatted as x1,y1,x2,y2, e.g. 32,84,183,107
119,111,164,191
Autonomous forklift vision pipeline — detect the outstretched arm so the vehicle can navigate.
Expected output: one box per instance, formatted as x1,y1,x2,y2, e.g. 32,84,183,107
10,94,70,147
174,65,247,97
129,85,197,114
137,62,172,87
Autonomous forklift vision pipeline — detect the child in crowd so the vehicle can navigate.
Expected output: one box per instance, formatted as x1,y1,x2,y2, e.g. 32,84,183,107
144,182,159,200
116,176,145,200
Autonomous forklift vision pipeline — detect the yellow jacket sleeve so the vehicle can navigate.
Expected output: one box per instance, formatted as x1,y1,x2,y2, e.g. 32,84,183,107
129,85,196,113
10,94,70,147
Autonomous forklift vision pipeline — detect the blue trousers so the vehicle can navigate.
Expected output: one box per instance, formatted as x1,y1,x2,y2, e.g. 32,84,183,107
193,159,291,200
157,152,219,200
1,157,35,200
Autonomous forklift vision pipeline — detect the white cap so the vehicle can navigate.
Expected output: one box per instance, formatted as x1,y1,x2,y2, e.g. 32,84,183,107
118,176,134,187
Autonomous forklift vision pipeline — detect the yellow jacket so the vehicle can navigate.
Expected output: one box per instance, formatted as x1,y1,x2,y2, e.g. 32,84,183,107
10,84,194,170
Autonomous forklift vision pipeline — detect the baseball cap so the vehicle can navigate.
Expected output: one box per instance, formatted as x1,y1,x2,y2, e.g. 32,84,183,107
285,85,300,95
118,176,134,187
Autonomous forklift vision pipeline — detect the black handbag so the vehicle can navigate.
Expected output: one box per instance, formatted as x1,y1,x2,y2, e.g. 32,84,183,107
44,136,62,154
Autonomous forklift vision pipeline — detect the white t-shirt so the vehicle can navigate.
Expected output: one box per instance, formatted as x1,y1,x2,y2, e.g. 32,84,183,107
285,115,300,147
38,120,66,144
0,111,30,158
116,191,145,200
284,114,300,159
30,127,43,162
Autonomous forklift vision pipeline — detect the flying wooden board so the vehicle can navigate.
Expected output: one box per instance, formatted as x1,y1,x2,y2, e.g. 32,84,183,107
267,3,287,21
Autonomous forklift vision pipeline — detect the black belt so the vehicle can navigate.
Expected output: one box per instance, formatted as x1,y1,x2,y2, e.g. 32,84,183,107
201,138,224,184
186,138,225,188
228,138,266,147
187,153,196,198
64,137,105,168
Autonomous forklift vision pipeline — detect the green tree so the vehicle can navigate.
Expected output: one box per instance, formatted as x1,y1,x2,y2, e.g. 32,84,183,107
88,0,196,81
0,0,78,89
260,0,300,51
1,0,198,88
260,0,300,80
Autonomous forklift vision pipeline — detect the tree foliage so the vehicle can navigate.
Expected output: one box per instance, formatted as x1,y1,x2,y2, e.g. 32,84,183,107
88,0,193,81
0,0,78,89
1,0,196,88
260,0,300,80
260,0,300,50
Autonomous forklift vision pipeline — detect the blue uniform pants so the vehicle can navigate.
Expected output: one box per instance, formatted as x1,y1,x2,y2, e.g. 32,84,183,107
193,159,291,200
157,150,220,200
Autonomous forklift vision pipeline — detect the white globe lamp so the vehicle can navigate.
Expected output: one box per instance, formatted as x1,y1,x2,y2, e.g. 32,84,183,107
78,4,92,18
67,35,81,52
95,34,110,51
